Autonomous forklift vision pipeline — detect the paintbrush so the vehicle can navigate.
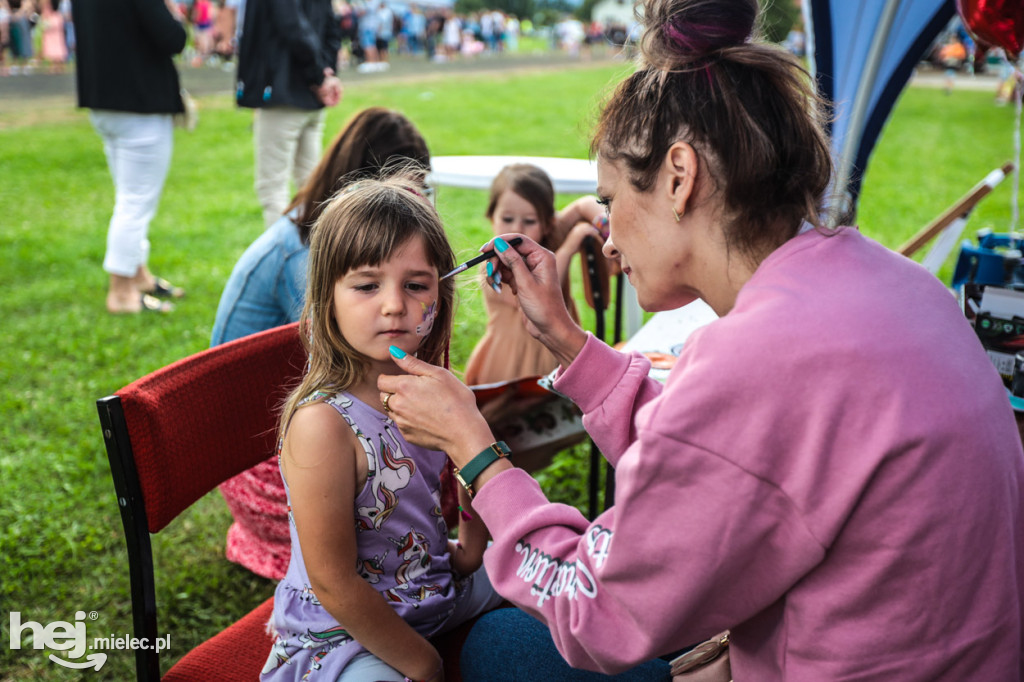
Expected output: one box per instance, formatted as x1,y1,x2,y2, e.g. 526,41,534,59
440,237,524,281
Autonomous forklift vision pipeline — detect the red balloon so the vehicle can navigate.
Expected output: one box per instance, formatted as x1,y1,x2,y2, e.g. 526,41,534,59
958,0,1024,58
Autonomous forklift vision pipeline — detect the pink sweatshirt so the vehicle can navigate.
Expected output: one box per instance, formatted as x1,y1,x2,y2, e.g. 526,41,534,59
474,228,1024,680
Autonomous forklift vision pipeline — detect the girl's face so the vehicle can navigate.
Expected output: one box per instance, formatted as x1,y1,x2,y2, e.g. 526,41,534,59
332,235,439,372
491,189,545,243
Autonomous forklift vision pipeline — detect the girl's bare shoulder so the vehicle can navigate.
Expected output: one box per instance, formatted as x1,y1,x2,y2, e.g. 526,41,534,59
284,401,360,469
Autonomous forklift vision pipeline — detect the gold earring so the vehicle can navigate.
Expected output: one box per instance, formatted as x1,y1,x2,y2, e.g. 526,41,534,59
672,207,682,223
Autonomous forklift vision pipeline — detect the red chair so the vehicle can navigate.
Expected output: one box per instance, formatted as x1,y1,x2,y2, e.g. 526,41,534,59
97,322,307,681
98,321,486,680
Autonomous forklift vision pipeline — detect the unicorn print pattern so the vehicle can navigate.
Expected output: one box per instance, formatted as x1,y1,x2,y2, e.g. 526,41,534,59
262,391,460,681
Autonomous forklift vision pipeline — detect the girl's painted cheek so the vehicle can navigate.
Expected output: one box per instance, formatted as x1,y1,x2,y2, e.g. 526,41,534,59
415,299,437,337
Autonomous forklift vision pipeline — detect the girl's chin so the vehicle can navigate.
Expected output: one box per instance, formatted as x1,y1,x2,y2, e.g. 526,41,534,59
365,341,417,362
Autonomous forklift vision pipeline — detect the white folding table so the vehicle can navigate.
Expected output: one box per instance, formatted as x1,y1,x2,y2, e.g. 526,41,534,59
427,155,598,194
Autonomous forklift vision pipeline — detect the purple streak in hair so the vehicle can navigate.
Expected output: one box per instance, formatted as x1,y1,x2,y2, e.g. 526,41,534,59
662,16,748,56
663,21,716,87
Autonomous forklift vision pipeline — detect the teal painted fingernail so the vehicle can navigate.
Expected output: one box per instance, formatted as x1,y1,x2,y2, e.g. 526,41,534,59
389,345,407,359
486,261,494,278
494,237,509,253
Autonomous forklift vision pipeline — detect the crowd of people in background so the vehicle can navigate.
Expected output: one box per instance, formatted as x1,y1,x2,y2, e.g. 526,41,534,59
0,0,646,77
6,0,1023,89
283,1,637,72
340,3,522,71
329,3,645,68
921,15,1023,101
0,0,74,75
5,0,1023,119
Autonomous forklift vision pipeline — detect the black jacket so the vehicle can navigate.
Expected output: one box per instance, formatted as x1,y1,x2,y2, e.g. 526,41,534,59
236,0,341,110
72,0,186,114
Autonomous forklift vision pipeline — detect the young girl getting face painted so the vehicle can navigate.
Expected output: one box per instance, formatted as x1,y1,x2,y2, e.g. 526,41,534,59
263,173,502,682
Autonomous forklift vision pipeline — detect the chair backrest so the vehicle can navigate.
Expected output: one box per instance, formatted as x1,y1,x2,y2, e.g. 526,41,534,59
96,322,306,680
579,237,611,326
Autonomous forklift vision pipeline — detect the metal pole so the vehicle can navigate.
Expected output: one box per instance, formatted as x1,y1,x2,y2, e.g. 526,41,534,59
833,0,902,224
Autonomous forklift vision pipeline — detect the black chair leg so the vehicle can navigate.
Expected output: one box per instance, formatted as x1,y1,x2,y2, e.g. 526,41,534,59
582,238,607,520
603,274,625,512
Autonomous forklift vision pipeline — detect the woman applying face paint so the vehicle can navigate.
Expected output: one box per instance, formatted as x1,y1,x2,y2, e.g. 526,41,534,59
377,0,1024,678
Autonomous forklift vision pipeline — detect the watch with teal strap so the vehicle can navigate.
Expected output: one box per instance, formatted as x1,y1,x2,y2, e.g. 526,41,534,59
454,441,511,497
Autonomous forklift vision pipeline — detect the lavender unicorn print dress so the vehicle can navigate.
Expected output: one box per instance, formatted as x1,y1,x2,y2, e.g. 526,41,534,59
261,392,477,681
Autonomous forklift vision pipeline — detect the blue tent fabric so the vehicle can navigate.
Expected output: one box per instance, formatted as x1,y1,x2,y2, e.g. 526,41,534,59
807,0,956,208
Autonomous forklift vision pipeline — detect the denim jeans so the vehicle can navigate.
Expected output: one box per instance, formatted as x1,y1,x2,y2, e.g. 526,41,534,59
459,608,671,682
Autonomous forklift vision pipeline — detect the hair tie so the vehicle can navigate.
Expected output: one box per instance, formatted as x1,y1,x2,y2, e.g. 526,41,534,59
661,15,751,58
402,185,427,200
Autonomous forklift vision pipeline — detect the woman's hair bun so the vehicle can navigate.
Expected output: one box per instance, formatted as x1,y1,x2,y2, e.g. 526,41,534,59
639,0,758,68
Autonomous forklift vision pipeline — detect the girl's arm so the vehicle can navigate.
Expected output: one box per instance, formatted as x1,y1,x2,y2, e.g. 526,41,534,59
448,482,488,575
283,404,444,682
552,195,607,283
554,196,604,242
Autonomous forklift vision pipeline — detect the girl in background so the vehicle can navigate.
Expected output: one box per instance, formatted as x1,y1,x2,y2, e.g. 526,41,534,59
262,174,503,682
463,163,607,387
39,0,66,72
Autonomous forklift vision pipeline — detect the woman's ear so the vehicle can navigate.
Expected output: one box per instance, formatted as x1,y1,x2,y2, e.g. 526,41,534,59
664,141,698,217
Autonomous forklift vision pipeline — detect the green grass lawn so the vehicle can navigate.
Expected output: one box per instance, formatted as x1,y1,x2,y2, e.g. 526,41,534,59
0,64,1017,680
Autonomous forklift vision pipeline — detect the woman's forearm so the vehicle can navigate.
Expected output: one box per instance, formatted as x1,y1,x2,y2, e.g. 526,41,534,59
541,320,589,369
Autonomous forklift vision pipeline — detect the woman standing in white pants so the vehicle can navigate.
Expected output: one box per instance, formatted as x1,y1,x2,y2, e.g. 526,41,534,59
73,0,187,313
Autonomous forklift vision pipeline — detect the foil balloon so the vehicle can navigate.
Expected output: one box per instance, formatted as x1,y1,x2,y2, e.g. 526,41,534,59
957,0,1024,58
